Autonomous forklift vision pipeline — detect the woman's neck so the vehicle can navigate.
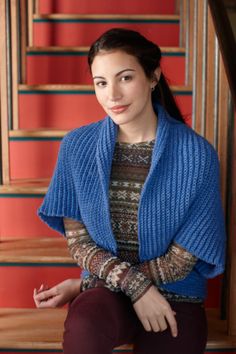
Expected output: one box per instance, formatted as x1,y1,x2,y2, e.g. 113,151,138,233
117,113,158,144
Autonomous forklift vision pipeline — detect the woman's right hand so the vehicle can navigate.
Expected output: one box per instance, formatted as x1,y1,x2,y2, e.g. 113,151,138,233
33,278,82,309
133,285,178,337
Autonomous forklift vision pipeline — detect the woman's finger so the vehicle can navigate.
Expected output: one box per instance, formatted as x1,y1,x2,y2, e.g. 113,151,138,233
33,288,41,307
37,284,49,293
38,284,44,292
165,309,178,337
157,315,168,332
149,317,161,333
34,287,57,302
141,318,152,332
35,295,60,308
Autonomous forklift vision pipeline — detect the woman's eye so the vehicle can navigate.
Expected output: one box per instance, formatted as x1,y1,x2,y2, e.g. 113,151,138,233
95,81,107,87
121,75,132,82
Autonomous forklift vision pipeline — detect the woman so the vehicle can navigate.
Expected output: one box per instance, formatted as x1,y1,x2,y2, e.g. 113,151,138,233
34,28,226,354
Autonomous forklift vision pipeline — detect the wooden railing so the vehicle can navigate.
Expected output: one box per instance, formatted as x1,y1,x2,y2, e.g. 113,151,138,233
208,0,236,337
209,0,236,103
0,0,11,184
181,0,236,336
0,0,33,184
183,0,230,171
227,107,236,336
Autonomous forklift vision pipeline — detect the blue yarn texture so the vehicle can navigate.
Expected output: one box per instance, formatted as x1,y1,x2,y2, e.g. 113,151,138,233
38,104,226,299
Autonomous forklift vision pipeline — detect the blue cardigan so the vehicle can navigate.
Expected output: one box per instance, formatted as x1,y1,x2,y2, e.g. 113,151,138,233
38,104,226,299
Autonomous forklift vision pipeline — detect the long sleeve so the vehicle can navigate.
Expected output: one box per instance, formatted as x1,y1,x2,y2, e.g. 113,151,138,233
138,243,197,284
64,218,197,298
64,218,152,303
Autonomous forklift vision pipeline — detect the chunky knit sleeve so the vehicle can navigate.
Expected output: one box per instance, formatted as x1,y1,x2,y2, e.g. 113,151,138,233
173,145,226,278
38,134,82,235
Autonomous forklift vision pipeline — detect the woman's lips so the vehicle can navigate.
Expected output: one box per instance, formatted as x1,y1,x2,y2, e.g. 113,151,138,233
110,105,130,114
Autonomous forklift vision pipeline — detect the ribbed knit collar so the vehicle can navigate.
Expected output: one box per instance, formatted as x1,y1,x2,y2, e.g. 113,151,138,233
95,103,171,203
93,104,172,254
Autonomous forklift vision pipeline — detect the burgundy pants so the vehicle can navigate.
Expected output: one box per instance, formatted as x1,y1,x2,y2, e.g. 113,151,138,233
63,287,207,354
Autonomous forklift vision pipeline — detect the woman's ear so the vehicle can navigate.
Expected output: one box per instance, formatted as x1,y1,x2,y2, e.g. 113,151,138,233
154,67,161,82
150,68,161,90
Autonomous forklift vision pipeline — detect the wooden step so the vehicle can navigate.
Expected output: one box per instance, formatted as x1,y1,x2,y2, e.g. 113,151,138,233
19,84,191,92
0,178,49,195
0,307,131,351
0,237,73,265
9,129,67,138
33,14,180,47
18,84,192,130
26,46,185,53
33,14,180,21
20,84,96,92
0,308,235,351
26,46,186,85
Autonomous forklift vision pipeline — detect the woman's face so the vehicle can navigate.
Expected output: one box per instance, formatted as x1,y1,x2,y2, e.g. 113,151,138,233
91,50,155,127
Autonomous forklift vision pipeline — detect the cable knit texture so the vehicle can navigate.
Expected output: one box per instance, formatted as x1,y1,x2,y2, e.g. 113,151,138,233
38,104,226,299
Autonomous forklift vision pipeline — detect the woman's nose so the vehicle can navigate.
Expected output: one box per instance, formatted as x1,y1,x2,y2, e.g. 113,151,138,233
108,84,122,101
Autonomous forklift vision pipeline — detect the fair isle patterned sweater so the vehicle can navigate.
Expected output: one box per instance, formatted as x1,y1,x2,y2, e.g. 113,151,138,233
38,104,226,300
64,139,199,303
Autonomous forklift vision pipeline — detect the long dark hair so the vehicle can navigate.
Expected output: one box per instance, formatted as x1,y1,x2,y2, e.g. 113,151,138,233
88,28,185,124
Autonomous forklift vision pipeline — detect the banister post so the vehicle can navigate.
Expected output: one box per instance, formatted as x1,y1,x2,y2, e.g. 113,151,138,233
226,105,236,336
0,0,11,184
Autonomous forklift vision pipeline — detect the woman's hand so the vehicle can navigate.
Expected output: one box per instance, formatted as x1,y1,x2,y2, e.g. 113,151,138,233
33,278,82,308
133,285,178,337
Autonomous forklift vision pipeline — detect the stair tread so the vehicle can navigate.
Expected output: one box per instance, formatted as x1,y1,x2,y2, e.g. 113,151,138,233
19,84,95,91
0,237,73,264
33,14,180,20
26,46,185,54
9,129,67,138
0,178,49,194
18,84,192,92
0,308,235,350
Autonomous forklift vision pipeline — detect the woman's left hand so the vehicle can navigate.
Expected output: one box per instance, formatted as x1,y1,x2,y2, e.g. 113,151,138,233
133,285,177,336
33,278,82,308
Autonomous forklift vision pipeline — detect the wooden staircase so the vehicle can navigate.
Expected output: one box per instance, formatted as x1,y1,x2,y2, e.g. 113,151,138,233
0,0,235,352
0,238,236,352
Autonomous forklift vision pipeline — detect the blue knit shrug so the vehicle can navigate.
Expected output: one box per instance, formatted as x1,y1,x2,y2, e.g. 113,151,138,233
38,104,226,299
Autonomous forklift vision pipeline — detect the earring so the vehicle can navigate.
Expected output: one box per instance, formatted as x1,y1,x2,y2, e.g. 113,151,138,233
151,86,155,91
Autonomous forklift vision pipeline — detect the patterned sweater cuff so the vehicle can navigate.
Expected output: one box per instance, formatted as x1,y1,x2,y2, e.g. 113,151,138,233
120,267,153,303
81,275,119,293
83,261,153,303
